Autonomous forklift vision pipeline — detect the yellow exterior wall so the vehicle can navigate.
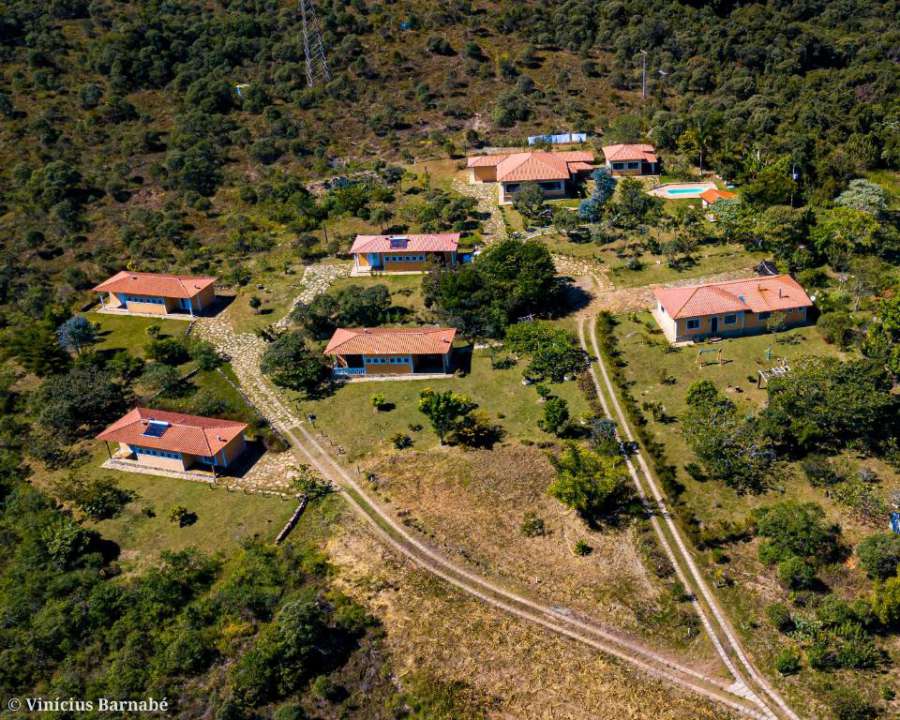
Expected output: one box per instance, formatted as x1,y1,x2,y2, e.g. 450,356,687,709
471,166,497,183
124,298,175,315
119,442,187,472
674,307,808,340
363,355,414,375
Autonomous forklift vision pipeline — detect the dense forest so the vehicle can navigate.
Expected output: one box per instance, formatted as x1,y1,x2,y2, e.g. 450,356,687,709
0,0,898,717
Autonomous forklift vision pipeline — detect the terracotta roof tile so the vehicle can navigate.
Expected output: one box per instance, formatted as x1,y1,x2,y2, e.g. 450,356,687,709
324,327,457,356
97,408,246,456
700,188,737,204
466,151,594,182
653,275,813,319
93,271,216,299
350,234,459,254
601,143,657,163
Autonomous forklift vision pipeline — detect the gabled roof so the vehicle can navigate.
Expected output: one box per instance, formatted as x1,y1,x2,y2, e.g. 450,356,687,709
92,271,216,299
700,188,737,204
97,408,247,456
350,234,459,254
324,327,457,356
653,275,813,319
466,151,594,182
601,143,658,163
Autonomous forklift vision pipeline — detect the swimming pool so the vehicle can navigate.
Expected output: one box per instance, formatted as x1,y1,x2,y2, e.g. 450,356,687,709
649,182,717,199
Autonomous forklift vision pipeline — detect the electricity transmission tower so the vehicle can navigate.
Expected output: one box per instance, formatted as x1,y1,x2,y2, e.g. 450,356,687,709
299,0,330,87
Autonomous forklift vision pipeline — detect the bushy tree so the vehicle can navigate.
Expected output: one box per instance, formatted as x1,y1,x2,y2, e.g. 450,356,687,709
424,239,561,338
513,183,548,223
57,316,98,355
681,380,773,492
418,388,477,444
260,332,330,397
761,357,897,454
292,285,391,339
30,366,132,441
752,501,842,566
506,322,588,382
146,337,189,365
578,168,616,222
857,533,900,580
539,397,570,436
547,444,630,526
835,179,888,216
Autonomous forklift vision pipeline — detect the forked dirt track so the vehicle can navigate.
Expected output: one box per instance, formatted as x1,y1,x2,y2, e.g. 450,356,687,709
198,311,791,719
578,313,800,720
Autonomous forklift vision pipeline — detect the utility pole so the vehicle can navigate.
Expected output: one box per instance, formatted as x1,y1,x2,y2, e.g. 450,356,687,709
640,50,648,99
300,0,331,87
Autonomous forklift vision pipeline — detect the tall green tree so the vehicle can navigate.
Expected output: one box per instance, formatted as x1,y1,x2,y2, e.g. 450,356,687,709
418,388,477,444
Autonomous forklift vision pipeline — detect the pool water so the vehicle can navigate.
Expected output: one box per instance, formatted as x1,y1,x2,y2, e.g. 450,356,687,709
665,188,703,195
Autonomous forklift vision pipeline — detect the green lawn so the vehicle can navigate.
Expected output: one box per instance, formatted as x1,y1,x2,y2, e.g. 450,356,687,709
609,312,896,538
151,364,262,425
86,458,295,572
298,347,592,461
329,273,429,317
605,242,764,288
89,313,191,357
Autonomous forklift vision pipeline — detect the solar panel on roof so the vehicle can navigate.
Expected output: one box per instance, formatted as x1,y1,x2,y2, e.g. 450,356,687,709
389,237,408,248
142,420,170,438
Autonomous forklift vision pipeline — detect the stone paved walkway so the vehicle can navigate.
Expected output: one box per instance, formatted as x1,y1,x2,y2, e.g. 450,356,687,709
275,263,349,330
452,177,505,243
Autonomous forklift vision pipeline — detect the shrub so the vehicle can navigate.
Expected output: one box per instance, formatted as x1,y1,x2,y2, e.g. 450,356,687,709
828,687,877,720
169,505,197,527
539,397,570,436
870,575,900,629
777,556,817,590
53,474,133,520
753,501,842,566
774,646,802,675
766,603,795,634
146,337,190,365
573,540,593,556
857,533,900,580
391,433,412,450
801,455,842,487
520,512,546,538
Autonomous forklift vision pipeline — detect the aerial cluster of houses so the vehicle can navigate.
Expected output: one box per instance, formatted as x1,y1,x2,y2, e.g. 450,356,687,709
89,141,813,479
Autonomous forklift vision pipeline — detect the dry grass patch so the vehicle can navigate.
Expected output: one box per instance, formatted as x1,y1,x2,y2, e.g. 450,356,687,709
366,444,715,661
327,514,737,720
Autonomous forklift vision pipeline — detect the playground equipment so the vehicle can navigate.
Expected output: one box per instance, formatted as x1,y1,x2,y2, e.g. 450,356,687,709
697,347,724,368
757,358,791,388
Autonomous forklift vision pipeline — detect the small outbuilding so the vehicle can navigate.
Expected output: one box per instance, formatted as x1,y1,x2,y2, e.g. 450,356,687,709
601,144,659,175
349,233,459,275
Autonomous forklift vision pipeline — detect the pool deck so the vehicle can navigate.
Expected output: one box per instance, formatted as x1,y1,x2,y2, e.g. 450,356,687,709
648,181,717,199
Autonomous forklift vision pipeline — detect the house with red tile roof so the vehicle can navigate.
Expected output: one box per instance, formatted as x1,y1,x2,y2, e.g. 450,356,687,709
97,408,247,475
349,233,459,276
652,275,813,343
93,271,217,317
601,144,659,176
700,188,737,208
325,327,457,378
466,150,595,204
